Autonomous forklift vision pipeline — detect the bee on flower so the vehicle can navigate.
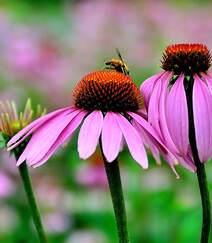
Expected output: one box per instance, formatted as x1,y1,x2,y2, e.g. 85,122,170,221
7,54,170,169
104,50,130,75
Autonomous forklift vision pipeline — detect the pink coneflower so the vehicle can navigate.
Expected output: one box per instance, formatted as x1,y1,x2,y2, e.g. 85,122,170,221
7,58,173,243
141,43,212,171
7,66,167,169
141,43,212,242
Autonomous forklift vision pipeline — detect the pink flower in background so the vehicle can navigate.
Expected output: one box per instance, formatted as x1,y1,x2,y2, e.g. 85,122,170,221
8,69,169,169
43,212,70,233
140,43,212,171
0,172,14,199
70,0,153,71
6,33,38,71
0,23,71,106
30,175,71,234
76,154,107,188
76,165,107,188
4,29,69,84
35,176,66,209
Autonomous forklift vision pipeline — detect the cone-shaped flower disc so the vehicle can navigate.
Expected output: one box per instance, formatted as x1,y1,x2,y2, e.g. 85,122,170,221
8,66,170,169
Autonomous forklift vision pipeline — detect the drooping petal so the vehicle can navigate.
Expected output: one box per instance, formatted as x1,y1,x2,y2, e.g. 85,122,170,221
147,78,162,137
132,119,161,164
17,109,84,166
130,112,194,175
174,153,196,172
148,71,178,153
193,74,212,162
114,113,148,169
140,72,165,109
201,72,212,95
131,111,182,168
128,111,168,155
166,74,189,155
31,111,87,167
7,107,72,150
101,112,122,162
78,111,103,160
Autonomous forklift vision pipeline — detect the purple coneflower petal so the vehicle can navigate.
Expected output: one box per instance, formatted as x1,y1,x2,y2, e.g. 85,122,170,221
7,107,71,150
148,71,178,153
174,153,196,172
114,113,148,169
147,78,162,136
31,110,87,168
201,72,212,95
132,120,161,164
140,72,165,109
135,109,148,120
101,112,122,162
166,74,189,155
128,111,177,168
17,109,82,166
128,111,167,153
193,75,212,162
78,111,103,159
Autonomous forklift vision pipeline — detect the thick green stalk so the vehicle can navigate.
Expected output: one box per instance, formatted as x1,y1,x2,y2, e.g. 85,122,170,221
186,77,211,243
14,150,47,243
99,140,129,243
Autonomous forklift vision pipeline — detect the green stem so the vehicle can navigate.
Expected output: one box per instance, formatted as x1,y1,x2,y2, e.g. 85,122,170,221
186,77,211,243
99,140,129,243
14,150,47,243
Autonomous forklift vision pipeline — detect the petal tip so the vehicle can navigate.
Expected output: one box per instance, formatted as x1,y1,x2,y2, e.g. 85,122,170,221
16,159,24,167
142,163,148,170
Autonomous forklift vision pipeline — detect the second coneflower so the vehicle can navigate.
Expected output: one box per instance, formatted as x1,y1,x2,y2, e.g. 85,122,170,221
7,55,169,243
141,43,212,243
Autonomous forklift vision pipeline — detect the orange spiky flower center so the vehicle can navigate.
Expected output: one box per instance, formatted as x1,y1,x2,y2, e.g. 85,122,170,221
73,70,143,112
161,43,211,75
